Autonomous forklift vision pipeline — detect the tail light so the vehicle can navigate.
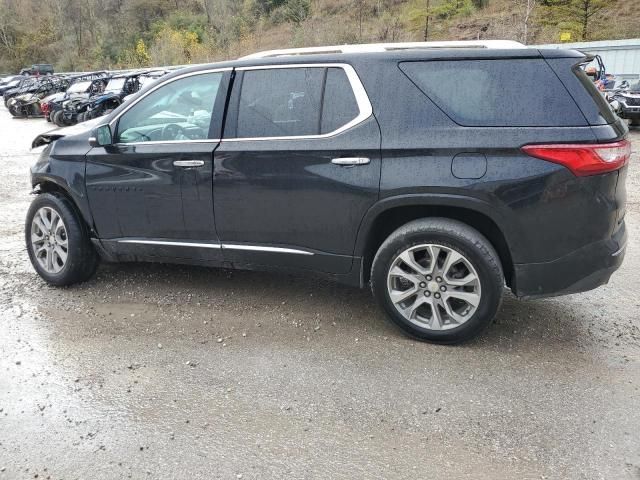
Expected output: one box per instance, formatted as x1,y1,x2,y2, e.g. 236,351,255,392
522,140,631,176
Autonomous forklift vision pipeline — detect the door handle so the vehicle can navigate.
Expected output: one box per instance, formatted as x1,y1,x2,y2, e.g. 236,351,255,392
331,157,370,166
173,160,205,167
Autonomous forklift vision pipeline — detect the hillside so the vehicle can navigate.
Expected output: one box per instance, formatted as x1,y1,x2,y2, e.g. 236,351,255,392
0,0,637,72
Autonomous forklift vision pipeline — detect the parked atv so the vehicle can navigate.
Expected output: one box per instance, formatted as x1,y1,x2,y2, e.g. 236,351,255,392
0,75,26,96
611,81,640,127
51,76,109,127
120,69,169,103
78,72,144,122
3,77,39,107
42,72,108,122
7,76,69,118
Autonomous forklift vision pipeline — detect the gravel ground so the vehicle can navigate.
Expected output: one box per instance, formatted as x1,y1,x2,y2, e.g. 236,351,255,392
0,105,639,480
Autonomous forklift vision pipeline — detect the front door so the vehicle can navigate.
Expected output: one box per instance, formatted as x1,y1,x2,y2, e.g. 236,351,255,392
85,69,230,263
214,65,381,274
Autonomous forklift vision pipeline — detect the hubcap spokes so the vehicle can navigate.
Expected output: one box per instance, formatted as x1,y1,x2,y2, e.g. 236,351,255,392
31,207,68,274
387,244,481,330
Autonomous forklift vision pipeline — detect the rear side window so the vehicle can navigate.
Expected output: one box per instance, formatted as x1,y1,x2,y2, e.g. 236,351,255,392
237,68,324,137
321,68,360,134
399,59,586,127
234,66,362,138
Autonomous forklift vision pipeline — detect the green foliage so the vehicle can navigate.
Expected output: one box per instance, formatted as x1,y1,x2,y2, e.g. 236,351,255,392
0,0,635,73
284,0,311,25
541,0,613,40
471,0,489,7
432,0,475,19
407,0,474,40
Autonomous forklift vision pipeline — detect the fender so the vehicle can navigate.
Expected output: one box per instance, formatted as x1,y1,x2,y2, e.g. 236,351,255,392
31,136,96,234
353,193,524,259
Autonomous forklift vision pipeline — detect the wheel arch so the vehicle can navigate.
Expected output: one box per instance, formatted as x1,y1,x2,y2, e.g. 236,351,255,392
356,196,517,287
32,178,95,236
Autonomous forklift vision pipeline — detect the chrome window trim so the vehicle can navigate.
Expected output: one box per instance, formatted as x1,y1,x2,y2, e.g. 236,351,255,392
116,239,314,256
108,67,232,142
224,63,373,142
112,139,221,146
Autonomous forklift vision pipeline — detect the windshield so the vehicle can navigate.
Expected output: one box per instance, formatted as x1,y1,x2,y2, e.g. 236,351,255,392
105,77,126,93
67,81,91,93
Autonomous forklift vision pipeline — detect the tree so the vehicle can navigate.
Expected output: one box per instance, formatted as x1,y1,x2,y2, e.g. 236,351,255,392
408,0,433,41
517,0,536,43
352,0,369,41
284,0,310,25
545,0,612,40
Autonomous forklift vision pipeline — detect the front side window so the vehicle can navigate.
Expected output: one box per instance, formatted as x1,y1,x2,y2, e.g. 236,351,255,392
235,66,363,138
116,72,223,143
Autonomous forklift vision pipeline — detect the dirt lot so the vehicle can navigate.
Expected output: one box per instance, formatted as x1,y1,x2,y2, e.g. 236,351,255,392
0,105,638,480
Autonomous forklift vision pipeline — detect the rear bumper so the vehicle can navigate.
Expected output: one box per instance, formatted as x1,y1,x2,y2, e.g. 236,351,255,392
512,221,627,299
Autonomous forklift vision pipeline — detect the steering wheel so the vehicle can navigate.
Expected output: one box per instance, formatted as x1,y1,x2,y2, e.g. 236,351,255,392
161,123,186,141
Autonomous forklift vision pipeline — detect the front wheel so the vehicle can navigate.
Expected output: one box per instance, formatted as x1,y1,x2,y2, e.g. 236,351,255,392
52,110,66,127
371,218,504,344
25,193,99,286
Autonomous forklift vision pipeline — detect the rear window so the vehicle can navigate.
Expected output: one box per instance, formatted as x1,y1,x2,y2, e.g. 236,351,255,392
234,66,362,138
237,68,324,138
399,59,586,127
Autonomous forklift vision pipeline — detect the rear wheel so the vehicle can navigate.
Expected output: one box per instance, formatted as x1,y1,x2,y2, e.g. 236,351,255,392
25,193,99,286
371,218,504,344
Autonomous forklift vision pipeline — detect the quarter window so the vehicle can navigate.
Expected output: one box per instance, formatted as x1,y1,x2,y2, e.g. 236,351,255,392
399,59,585,127
116,72,223,143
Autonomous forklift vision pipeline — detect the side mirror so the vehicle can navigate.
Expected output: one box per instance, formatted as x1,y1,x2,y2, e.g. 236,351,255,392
89,124,112,147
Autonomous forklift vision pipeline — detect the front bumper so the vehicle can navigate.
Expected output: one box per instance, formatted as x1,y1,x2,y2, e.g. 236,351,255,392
512,221,627,299
620,105,640,119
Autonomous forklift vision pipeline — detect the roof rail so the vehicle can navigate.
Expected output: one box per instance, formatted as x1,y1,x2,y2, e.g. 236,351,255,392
241,40,527,59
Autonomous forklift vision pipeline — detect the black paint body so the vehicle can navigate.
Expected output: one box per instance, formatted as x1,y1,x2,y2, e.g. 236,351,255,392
30,48,628,298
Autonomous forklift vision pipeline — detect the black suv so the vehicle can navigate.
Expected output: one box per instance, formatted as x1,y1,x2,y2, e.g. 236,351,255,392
27,41,630,343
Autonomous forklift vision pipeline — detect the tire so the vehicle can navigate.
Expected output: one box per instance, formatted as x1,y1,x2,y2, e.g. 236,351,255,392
51,110,66,127
371,218,504,344
78,112,86,122
25,193,99,286
630,118,640,127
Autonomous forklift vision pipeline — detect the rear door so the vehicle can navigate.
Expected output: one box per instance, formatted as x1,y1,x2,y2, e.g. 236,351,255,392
85,69,230,263
213,64,381,274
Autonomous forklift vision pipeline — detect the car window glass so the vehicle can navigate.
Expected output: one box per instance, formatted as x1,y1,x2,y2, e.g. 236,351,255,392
237,68,324,138
321,67,360,134
399,59,584,127
116,72,222,143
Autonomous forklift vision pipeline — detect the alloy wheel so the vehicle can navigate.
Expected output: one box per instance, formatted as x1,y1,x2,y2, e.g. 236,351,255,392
31,207,68,274
387,244,481,330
